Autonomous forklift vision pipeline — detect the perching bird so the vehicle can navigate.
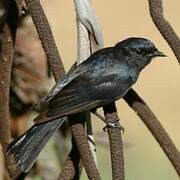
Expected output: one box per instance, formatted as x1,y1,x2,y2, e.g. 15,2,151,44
7,37,166,173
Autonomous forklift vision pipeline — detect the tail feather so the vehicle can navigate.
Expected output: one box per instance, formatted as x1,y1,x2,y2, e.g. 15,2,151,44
7,117,66,172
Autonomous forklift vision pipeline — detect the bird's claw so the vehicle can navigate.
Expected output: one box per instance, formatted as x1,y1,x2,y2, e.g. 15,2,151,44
92,110,125,132
103,119,125,133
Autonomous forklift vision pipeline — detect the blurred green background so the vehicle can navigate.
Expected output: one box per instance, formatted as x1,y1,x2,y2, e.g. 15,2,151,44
39,1,180,179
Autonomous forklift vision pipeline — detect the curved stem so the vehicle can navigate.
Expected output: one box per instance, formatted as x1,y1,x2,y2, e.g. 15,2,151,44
148,0,180,63
124,89,180,176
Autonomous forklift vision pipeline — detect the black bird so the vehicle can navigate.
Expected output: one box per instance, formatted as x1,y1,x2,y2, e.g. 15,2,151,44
7,37,166,172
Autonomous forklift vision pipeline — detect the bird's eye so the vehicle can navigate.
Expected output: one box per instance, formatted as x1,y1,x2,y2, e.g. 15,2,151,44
136,49,143,55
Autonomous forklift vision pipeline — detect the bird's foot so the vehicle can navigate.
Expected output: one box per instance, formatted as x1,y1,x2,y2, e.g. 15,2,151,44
103,119,125,133
91,110,125,132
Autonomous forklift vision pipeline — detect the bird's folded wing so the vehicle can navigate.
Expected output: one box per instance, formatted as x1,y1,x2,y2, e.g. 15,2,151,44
33,73,102,124
34,77,121,124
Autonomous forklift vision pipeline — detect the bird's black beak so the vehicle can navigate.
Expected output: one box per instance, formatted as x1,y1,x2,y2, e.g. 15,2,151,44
153,51,166,57
146,50,166,59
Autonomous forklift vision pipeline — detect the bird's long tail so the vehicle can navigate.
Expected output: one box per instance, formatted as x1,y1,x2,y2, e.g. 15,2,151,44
7,117,66,173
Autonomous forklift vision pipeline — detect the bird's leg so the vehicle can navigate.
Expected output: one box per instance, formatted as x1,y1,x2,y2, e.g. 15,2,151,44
103,119,125,133
91,109,125,133
91,109,106,123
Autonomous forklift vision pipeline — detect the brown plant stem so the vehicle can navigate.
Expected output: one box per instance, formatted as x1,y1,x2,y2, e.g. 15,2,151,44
58,137,82,180
148,0,180,63
0,24,12,158
123,88,180,176
0,25,16,180
59,125,83,179
0,0,22,178
103,103,125,180
24,0,65,80
69,114,100,180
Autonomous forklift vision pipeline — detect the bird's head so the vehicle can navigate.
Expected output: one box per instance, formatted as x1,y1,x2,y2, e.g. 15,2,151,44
114,37,166,69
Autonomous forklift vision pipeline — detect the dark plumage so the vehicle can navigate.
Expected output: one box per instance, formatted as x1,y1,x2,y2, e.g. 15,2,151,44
7,37,166,172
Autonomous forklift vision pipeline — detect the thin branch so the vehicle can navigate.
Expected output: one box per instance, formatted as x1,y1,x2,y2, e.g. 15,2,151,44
86,113,97,164
123,89,180,176
148,0,180,63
